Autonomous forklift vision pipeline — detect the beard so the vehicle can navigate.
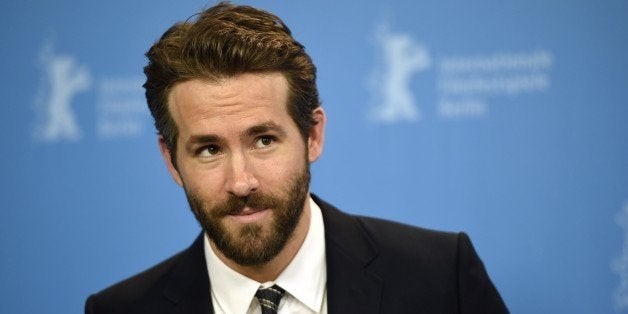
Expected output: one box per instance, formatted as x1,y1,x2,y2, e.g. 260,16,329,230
184,164,311,266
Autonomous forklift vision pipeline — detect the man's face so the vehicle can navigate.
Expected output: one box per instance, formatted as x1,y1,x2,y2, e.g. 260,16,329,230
160,72,324,266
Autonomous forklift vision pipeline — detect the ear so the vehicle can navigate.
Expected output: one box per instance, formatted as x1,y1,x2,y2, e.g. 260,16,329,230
158,136,184,187
307,107,326,163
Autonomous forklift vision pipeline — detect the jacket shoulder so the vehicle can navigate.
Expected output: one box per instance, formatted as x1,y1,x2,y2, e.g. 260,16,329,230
314,195,508,313
85,233,210,314
357,216,508,312
356,215,460,261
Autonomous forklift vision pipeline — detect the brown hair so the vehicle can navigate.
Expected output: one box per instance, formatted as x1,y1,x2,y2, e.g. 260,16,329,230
143,1,320,165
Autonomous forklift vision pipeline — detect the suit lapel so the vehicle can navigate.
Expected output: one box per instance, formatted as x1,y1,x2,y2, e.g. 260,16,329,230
162,233,214,314
314,196,383,314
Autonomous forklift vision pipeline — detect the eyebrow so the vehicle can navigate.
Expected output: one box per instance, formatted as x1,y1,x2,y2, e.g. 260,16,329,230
187,134,220,145
244,121,287,139
185,121,288,152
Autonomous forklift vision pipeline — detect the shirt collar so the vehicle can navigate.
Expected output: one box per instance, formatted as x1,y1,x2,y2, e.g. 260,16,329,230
204,234,260,314
203,196,327,313
275,197,327,312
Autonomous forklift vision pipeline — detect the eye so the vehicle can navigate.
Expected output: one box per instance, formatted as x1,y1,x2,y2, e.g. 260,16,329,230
254,135,275,149
199,145,221,158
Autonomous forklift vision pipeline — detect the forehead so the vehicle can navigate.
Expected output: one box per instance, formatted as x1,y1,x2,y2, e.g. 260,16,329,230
167,72,292,136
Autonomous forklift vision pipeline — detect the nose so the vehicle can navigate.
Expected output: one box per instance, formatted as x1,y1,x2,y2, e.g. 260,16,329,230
225,151,259,197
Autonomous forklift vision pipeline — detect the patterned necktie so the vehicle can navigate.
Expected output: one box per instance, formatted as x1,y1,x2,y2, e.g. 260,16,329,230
255,285,285,314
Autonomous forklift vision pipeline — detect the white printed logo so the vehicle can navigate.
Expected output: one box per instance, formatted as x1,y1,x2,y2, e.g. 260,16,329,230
34,41,92,142
369,24,431,123
613,202,628,311
367,21,553,123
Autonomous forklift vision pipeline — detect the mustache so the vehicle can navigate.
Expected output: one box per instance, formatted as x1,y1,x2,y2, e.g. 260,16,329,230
214,192,282,216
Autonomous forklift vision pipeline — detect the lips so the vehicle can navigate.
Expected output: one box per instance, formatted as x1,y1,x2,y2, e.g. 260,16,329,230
231,206,265,216
228,206,271,223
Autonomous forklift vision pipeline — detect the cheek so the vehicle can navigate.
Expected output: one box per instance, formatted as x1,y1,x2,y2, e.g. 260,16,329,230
179,165,224,198
259,151,306,181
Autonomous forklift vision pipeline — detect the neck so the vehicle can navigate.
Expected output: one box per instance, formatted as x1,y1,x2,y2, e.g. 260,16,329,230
210,197,312,283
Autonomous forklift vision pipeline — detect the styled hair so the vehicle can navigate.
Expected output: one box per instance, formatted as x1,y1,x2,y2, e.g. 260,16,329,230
143,1,320,165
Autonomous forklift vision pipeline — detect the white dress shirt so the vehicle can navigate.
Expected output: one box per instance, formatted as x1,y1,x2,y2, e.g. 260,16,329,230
203,197,328,314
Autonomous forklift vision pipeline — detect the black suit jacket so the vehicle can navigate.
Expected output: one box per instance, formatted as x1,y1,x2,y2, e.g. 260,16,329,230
86,196,508,313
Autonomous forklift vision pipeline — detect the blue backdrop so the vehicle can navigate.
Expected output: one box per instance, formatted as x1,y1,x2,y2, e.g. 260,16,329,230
2,1,627,313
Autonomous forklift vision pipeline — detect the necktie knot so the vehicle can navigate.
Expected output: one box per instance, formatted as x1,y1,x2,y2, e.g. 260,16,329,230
255,284,285,314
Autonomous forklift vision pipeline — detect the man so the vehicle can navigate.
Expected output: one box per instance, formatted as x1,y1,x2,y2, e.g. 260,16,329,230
86,2,508,313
